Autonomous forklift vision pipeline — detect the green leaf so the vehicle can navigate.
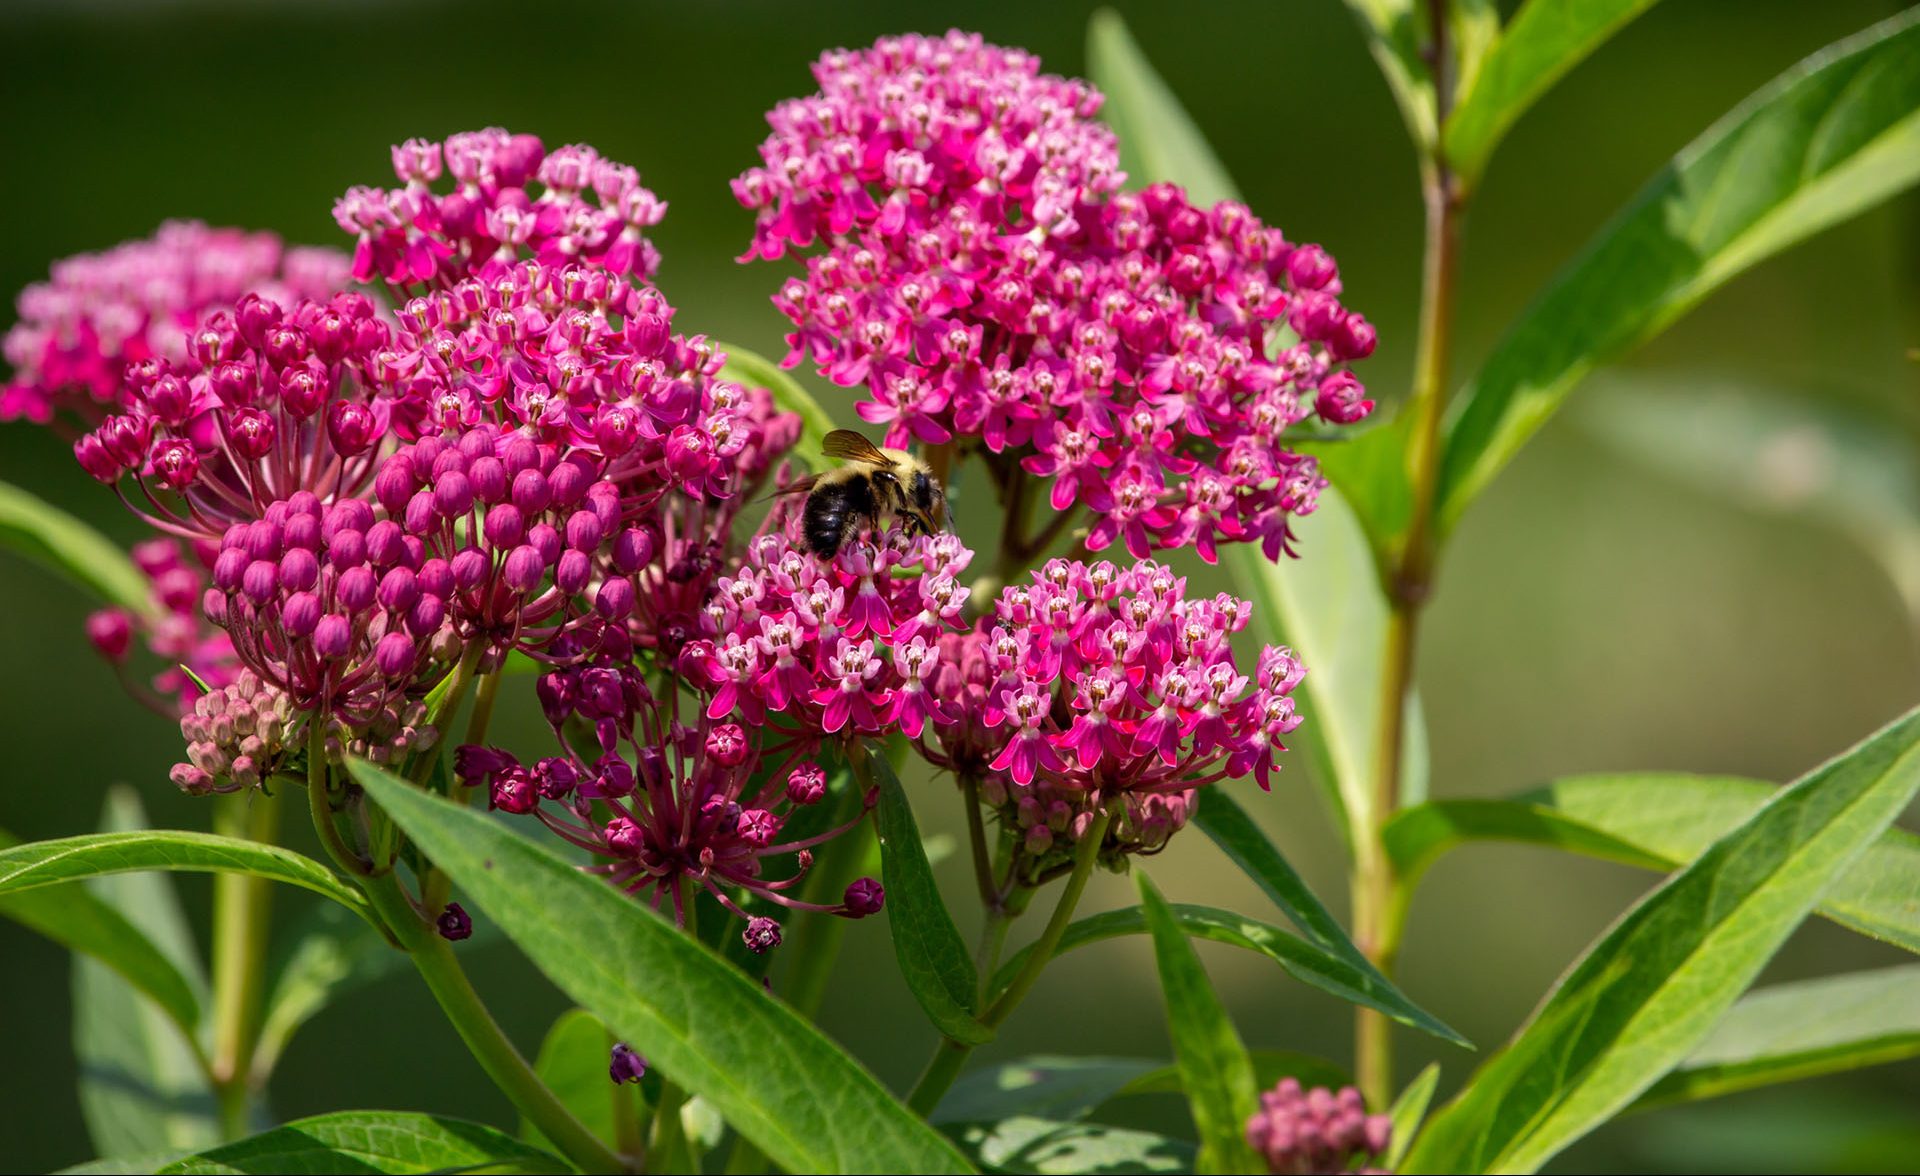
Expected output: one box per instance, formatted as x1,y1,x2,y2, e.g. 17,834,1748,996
1630,964,1920,1111
1117,1050,1352,1102
1221,488,1425,852
252,902,412,1082
1080,3,1434,845
1194,790,1467,1046
715,339,837,473
1136,873,1262,1175
0,479,153,616
1337,0,1440,157
1581,378,1920,619
1438,10,1920,533
872,752,989,1044
935,1057,1160,1126
522,1008,629,1153
1384,773,1920,954
1387,1063,1441,1169
0,825,201,1040
0,829,375,926
989,901,1461,1044
1297,418,1416,563
945,1116,1196,1175
155,1111,568,1174
1403,703,1920,1174
1086,10,1240,206
73,787,220,1160
348,758,973,1174
1443,0,1665,188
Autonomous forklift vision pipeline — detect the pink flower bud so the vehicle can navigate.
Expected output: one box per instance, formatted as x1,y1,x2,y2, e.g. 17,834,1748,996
503,545,545,592
86,609,133,663
374,630,416,678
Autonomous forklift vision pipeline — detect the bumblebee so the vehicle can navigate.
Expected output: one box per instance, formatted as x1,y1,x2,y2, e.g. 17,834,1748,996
781,430,950,558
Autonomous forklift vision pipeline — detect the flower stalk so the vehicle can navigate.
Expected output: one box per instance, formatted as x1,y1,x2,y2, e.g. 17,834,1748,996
1354,0,1465,1112
208,790,279,1138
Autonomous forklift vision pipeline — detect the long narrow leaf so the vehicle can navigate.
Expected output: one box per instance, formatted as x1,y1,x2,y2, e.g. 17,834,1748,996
988,901,1458,1044
1404,704,1920,1174
872,753,989,1044
1136,873,1262,1174
1384,773,1920,954
1195,790,1466,1046
1629,964,1920,1111
1439,10,1920,531
72,788,219,1160
350,759,973,1174
1086,10,1241,205
0,479,152,616
156,1111,566,1175
0,830,375,925
1443,0,1666,187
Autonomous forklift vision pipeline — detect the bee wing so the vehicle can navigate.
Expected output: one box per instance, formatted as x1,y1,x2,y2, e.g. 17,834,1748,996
757,474,818,503
822,429,893,466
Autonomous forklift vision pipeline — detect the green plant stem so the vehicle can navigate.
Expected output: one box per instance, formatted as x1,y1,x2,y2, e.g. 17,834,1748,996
905,804,1116,1116
357,867,626,1175
208,790,279,1138
307,720,373,877
781,775,874,1018
1354,0,1465,1113
960,773,997,909
647,883,695,1173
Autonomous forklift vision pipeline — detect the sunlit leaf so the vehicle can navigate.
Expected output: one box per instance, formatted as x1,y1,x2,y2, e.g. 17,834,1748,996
1439,10,1920,532
1387,1062,1441,1168
1334,0,1440,157
1404,704,1920,1174
1630,964,1920,1111
1384,773,1920,955
945,1116,1196,1175
156,1111,566,1174
1136,873,1261,1174
349,759,973,1174
1444,0,1666,188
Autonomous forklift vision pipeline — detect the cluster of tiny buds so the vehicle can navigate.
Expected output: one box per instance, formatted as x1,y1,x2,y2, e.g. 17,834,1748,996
170,670,296,795
1245,1079,1392,1175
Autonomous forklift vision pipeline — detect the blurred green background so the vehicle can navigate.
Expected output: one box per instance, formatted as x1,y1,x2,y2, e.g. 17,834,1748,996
2,1,1917,1172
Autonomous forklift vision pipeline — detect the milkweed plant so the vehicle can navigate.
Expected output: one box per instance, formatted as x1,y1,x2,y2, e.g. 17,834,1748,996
3,7,1919,1174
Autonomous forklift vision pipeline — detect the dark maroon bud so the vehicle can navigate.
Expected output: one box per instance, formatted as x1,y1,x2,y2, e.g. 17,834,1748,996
608,1043,647,1085
436,902,473,941
842,877,885,917
742,917,782,955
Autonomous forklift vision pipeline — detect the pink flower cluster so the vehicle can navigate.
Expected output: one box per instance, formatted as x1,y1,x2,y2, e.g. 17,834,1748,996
170,670,297,795
202,491,463,721
738,33,1375,562
335,129,667,291
382,260,769,507
462,637,885,950
3,222,349,426
920,558,1304,878
734,30,1121,259
73,290,398,546
687,524,974,748
86,538,240,715
1245,1079,1392,1175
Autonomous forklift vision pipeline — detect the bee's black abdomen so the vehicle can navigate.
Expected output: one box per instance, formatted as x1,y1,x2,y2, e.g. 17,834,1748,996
803,475,876,559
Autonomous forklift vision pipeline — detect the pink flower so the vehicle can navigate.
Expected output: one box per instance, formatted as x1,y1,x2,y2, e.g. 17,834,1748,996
464,641,883,949
736,34,1377,563
691,523,973,751
3,221,348,427
921,558,1306,881
335,130,666,292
